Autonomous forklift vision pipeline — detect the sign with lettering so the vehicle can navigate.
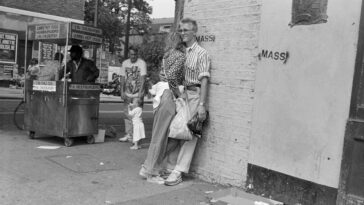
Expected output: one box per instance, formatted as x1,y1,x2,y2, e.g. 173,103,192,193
96,61,109,84
28,23,68,40
196,35,215,42
259,49,289,64
69,84,100,90
71,23,102,35
39,42,55,63
0,32,17,63
0,63,14,79
33,81,56,92
28,23,102,44
71,32,102,44
70,22,103,44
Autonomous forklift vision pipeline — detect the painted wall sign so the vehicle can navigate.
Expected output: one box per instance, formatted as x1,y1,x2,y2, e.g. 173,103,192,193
259,49,289,64
69,84,100,90
0,32,17,64
33,81,56,92
196,35,215,42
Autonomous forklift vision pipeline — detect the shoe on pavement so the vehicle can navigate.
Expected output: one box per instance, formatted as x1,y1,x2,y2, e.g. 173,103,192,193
139,166,148,179
147,175,165,185
119,134,132,142
164,170,182,186
130,145,141,150
159,169,172,180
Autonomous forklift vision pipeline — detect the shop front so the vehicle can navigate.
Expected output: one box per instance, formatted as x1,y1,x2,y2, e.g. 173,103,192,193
0,3,84,89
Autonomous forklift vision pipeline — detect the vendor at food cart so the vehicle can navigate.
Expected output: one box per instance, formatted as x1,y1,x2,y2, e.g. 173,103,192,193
59,45,99,83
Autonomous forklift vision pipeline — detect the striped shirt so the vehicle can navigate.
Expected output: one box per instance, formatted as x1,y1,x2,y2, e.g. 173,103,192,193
184,42,211,86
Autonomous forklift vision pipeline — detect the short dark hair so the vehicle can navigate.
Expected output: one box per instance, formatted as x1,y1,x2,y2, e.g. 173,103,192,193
68,45,83,54
54,52,64,62
129,46,139,54
30,58,38,64
180,17,198,32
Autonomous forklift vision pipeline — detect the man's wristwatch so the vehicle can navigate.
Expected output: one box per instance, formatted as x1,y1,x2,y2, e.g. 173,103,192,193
199,102,205,106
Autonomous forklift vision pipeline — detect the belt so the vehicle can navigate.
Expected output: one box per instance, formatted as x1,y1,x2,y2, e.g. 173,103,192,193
186,84,201,91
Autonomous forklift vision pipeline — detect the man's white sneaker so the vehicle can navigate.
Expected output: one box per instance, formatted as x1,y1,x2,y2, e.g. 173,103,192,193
139,166,148,179
164,170,182,186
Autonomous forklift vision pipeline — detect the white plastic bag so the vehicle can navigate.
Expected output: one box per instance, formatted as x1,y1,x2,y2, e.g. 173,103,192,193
168,98,193,140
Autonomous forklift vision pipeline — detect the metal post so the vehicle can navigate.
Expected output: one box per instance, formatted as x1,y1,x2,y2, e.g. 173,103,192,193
23,25,28,102
63,22,70,107
124,0,132,58
93,0,98,62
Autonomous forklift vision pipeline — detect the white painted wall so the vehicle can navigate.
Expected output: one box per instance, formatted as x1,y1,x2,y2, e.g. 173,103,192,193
249,0,362,188
183,0,261,186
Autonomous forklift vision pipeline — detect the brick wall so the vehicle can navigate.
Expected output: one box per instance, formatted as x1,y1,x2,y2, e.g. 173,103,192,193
184,0,262,186
0,0,85,20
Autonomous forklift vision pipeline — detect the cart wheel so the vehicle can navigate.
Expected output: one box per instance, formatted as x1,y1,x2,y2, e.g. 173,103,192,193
64,138,74,147
87,135,95,144
29,131,35,139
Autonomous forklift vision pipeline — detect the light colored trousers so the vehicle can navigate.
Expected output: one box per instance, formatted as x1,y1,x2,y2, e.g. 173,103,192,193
143,90,176,175
163,88,200,173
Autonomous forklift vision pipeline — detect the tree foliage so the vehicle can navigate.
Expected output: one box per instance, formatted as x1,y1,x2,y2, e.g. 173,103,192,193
84,0,152,53
138,34,167,83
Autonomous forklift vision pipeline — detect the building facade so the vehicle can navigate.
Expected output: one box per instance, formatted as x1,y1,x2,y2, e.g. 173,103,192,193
182,0,364,204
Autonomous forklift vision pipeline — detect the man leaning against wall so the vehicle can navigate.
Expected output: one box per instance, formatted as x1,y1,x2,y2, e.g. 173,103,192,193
164,17,211,186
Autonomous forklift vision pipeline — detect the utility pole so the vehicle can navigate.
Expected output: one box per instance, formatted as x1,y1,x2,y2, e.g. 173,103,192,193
174,0,185,31
93,0,99,63
124,0,132,58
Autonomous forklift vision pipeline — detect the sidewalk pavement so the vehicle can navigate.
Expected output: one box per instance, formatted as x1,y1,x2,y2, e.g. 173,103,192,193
0,126,283,205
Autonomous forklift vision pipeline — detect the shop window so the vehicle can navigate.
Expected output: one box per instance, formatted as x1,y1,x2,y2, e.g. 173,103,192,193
290,0,328,27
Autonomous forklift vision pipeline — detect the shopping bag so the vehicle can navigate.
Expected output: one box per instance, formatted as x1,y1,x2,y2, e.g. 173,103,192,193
168,98,193,141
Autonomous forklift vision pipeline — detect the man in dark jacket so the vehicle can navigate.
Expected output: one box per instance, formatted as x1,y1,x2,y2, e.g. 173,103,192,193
59,45,99,83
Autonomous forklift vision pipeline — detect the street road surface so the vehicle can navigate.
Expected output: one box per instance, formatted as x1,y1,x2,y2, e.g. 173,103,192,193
0,99,154,138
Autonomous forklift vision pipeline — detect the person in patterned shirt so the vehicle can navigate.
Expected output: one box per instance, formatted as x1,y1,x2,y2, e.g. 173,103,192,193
119,46,147,142
139,32,186,184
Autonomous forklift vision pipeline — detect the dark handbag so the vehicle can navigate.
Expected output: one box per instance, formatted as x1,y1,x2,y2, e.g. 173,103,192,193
187,111,209,137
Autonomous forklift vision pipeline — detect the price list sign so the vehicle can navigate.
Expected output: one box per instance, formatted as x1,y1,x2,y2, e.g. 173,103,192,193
0,32,17,63
39,42,54,63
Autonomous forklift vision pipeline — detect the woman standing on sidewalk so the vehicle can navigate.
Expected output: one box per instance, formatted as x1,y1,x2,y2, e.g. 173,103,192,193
139,32,186,184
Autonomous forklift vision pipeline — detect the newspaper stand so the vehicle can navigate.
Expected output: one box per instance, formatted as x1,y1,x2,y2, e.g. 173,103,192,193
23,22,103,146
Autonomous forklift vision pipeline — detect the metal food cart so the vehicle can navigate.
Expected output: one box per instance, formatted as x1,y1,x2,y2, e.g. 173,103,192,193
24,22,103,146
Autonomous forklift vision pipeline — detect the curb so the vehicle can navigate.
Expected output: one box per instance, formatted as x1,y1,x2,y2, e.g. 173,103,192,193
0,96,153,104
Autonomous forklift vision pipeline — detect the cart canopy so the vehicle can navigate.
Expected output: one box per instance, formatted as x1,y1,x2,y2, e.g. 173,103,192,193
27,22,102,45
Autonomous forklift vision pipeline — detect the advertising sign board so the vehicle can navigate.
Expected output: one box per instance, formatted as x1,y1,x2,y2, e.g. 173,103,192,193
0,32,17,64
